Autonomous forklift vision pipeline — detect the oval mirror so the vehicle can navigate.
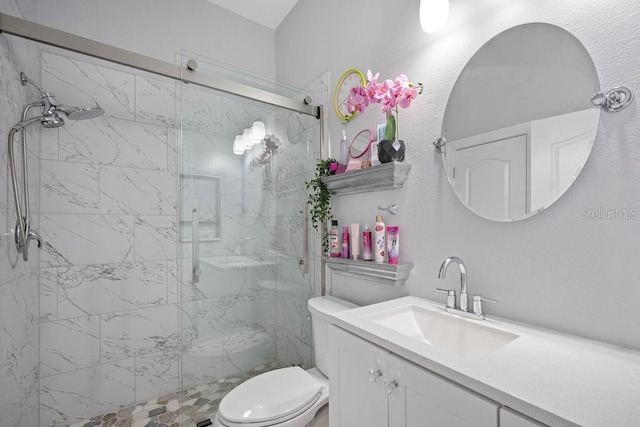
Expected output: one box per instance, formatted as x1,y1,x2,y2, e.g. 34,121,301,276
349,129,373,159
441,23,600,222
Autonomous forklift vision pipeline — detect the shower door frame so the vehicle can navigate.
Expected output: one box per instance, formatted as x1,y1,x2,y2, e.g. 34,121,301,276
0,13,321,119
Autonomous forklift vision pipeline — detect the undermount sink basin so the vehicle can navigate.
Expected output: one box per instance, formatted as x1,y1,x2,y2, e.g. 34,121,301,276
366,305,518,359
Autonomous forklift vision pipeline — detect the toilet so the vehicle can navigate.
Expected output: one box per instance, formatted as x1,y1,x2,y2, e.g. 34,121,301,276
213,296,358,427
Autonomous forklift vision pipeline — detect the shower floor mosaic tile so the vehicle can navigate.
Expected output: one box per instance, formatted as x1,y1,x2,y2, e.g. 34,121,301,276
67,363,277,427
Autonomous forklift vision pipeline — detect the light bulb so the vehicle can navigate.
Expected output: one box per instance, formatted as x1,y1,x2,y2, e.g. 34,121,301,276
250,121,266,143
420,0,449,33
233,135,245,155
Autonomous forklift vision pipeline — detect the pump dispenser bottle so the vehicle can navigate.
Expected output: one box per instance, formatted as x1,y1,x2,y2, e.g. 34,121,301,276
329,220,341,257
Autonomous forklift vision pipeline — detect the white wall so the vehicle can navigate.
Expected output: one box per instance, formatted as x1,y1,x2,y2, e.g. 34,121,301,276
36,0,277,79
276,0,640,350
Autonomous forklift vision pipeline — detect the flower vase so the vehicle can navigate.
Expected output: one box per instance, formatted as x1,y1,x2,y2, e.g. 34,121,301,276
378,139,405,163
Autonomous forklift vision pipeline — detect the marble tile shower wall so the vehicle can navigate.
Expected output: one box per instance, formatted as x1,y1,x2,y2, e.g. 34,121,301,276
37,51,183,426
0,1,42,426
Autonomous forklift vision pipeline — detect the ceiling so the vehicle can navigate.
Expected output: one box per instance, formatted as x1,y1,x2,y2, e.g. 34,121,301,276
204,0,300,30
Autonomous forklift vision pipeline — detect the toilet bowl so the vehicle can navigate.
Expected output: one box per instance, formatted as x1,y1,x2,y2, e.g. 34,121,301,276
213,296,358,427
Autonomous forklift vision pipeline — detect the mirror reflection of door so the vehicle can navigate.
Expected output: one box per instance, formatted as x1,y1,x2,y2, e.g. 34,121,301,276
449,134,527,221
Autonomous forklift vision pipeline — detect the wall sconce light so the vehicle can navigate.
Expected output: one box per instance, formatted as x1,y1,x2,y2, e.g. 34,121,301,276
420,0,449,33
233,121,266,155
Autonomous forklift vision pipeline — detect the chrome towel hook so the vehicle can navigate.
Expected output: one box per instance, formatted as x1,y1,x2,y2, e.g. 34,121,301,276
591,86,634,112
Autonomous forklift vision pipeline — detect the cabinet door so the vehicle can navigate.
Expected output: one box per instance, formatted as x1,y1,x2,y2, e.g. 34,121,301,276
329,325,390,427
500,407,546,427
388,354,499,427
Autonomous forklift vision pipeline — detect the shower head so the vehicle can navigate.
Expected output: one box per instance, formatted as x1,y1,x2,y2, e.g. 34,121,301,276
17,72,106,130
55,105,105,120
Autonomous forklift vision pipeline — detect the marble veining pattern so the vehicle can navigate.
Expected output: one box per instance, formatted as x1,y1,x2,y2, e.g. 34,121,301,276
40,214,135,267
40,359,136,427
41,160,100,214
59,117,169,171
40,316,101,377
0,12,42,425
42,52,136,121
66,363,277,427
100,304,179,360
134,216,178,262
134,76,178,128
57,262,168,319
100,166,177,215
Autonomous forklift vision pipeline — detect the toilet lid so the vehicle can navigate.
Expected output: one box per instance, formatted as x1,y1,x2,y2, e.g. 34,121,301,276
218,367,323,424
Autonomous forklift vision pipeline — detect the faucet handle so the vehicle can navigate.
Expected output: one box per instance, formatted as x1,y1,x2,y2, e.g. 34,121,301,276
472,295,496,316
436,288,456,309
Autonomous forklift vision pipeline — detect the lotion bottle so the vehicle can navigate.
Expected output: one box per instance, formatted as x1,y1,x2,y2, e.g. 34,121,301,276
374,215,386,263
350,223,360,259
362,224,373,261
386,226,399,264
341,226,350,259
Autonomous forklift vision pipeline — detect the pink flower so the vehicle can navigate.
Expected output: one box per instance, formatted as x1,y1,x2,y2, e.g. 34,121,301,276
397,87,418,109
342,70,423,122
346,86,369,114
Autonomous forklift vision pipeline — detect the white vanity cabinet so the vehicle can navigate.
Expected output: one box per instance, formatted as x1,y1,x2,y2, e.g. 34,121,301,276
329,325,500,427
500,408,546,427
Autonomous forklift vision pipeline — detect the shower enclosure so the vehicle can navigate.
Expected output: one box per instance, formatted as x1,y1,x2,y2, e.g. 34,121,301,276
0,12,325,427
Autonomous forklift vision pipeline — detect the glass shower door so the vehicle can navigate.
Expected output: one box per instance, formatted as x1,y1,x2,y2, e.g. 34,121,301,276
177,58,315,424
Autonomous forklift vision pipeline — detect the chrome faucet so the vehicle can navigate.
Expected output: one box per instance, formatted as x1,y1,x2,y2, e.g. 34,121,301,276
436,256,496,320
438,256,468,311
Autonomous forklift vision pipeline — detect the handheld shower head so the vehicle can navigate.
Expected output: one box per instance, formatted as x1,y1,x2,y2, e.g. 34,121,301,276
12,113,65,131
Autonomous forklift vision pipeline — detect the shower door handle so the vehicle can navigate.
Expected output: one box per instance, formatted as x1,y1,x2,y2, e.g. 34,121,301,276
301,206,309,274
192,198,201,284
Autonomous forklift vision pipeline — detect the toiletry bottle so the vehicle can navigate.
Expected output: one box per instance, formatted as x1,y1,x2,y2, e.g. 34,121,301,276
341,226,350,259
362,224,373,261
329,220,341,257
350,223,360,260
374,215,386,263
386,226,399,264
371,140,380,167
338,130,348,174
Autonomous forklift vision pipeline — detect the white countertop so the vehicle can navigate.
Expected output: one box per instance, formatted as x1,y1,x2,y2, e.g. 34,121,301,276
330,296,640,427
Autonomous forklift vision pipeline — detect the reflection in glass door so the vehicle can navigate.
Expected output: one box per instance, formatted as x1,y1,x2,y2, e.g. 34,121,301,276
177,57,317,422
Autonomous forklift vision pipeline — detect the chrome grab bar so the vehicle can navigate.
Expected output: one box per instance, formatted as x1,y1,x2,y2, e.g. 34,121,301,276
192,198,201,283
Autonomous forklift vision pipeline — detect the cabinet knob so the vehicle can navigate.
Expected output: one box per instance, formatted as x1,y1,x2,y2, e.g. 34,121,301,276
384,379,398,394
368,369,382,382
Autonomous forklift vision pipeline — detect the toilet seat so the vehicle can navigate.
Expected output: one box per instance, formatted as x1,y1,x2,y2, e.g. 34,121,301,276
217,367,324,427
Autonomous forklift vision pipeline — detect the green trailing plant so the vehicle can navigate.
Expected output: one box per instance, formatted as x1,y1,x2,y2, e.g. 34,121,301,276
305,158,336,254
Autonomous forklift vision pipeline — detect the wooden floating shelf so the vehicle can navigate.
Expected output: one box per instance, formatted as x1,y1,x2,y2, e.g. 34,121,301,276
324,257,413,287
322,162,412,195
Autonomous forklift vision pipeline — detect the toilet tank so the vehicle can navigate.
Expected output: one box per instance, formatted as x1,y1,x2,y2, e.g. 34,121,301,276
308,296,358,377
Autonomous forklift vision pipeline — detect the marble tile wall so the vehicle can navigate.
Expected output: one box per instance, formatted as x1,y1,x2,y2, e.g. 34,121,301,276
38,51,183,427
0,1,42,426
